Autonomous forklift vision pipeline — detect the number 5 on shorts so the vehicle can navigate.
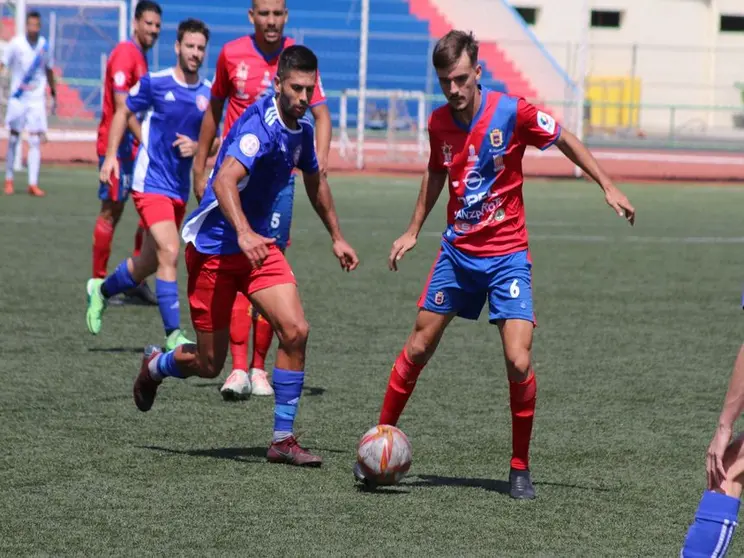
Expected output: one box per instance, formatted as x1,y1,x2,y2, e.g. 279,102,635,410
271,212,281,229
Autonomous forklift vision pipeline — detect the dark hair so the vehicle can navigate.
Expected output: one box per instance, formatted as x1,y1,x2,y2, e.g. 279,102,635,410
277,45,317,78
26,10,41,21
177,18,209,43
135,1,162,20
432,30,478,70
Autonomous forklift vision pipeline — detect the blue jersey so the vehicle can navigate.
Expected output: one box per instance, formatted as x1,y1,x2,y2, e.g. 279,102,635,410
128,68,211,202
182,95,319,255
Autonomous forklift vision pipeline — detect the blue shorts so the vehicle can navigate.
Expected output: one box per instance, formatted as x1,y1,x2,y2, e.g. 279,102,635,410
418,241,534,323
97,155,134,202
268,176,295,250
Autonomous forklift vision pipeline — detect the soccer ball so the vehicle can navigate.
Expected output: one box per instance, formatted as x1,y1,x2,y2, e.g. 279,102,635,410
356,424,412,487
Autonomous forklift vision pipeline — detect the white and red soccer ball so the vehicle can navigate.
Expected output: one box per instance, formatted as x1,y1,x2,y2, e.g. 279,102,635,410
356,425,412,486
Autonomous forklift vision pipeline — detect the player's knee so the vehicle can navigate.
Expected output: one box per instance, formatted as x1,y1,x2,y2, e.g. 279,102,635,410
277,317,309,353
504,348,531,380
406,332,436,365
198,351,223,379
27,134,40,148
157,240,180,267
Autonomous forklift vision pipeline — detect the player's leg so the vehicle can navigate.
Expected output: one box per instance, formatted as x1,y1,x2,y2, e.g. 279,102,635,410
132,244,237,412
4,98,25,195
489,249,537,500
681,434,744,557
25,101,47,197
92,156,127,279
220,292,253,400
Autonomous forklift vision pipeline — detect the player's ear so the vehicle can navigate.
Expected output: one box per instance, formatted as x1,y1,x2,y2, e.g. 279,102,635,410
273,74,281,95
248,8,255,26
174,40,179,58
474,63,482,82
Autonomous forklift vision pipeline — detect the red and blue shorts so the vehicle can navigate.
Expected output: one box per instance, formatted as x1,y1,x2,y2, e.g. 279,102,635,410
185,244,296,332
132,192,187,230
419,240,535,324
97,155,134,202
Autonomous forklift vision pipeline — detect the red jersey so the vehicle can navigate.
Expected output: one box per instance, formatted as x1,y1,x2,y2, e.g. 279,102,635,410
428,88,561,257
211,35,326,137
96,40,148,157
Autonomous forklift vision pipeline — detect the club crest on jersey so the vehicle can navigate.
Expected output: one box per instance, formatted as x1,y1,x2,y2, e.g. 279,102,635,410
489,129,503,149
114,71,126,88
434,291,445,305
236,62,249,80
239,133,260,157
441,142,453,165
537,111,556,134
196,94,209,112
495,208,506,222
493,155,505,172
293,146,302,166
467,144,478,163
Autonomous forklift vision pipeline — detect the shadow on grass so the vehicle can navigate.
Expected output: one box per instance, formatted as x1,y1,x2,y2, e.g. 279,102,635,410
187,384,326,397
139,443,346,463
406,474,613,494
87,347,143,354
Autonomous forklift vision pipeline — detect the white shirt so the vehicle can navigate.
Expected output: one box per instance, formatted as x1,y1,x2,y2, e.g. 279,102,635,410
2,35,50,102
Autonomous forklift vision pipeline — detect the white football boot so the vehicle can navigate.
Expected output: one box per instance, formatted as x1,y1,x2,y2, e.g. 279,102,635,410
249,368,274,396
220,369,251,400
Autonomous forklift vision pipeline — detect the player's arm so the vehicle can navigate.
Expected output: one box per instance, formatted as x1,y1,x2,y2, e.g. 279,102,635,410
310,103,331,176
127,113,143,144
99,94,134,184
302,171,359,272
554,129,635,225
212,156,276,268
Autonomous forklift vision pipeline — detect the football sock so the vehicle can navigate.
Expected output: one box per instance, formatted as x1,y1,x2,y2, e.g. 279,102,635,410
27,134,40,186
92,217,114,279
155,279,180,335
272,368,304,442
378,349,424,426
251,314,273,370
133,222,145,258
509,370,537,471
229,294,251,371
681,490,739,557
148,350,184,381
101,260,137,299
5,133,18,181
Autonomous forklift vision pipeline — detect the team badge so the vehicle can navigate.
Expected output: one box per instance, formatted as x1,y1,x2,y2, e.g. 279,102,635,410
495,208,506,222
493,155,504,172
537,111,556,134
113,71,126,88
196,94,209,112
489,129,503,149
293,146,302,166
239,134,260,157
434,291,445,305
467,144,478,163
236,62,249,80
441,142,453,165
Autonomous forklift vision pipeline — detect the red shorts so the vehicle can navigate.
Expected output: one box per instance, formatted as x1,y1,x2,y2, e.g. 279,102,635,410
185,243,296,332
132,192,187,229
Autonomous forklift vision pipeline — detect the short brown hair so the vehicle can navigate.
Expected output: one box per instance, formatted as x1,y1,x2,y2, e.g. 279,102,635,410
432,30,479,70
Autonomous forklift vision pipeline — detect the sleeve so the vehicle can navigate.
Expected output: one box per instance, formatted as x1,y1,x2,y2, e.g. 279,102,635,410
427,114,446,172
297,127,319,174
109,47,136,93
125,73,153,113
309,70,327,107
225,118,269,175
516,99,561,151
210,47,231,100
2,39,15,67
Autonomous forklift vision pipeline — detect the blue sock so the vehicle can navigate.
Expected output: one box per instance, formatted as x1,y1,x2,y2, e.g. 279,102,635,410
101,260,137,298
272,368,305,441
682,490,740,557
156,279,180,335
153,350,184,379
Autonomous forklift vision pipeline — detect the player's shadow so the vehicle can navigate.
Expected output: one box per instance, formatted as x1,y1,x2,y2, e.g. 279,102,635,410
406,474,511,495
87,347,143,354
187,384,326,397
139,444,346,463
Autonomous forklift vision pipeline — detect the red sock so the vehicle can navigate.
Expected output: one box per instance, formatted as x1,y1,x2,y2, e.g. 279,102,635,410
229,294,251,371
378,349,425,426
509,371,537,471
250,314,274,371
92,216,114,279
132,221,145,258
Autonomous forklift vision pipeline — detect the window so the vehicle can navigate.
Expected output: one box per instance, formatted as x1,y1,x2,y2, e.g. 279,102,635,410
720,15,744,33
514,6,538,26
591,10,622,29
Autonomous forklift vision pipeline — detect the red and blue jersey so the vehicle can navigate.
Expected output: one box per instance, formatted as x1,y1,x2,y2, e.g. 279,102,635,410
127,68,211,203
428,87,561,257
181,95,319,255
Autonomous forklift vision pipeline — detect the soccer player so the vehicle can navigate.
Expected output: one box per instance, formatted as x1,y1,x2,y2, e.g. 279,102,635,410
192,0,332,400
353,30,636,499
681,345,744,557
86,18,216,351
133,46,358,467
2,9,56,197
90,0,162,305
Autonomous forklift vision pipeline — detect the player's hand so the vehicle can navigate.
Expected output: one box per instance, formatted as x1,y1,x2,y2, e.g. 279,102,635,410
99,155,119,186
604,184,635,225
193,168,208,203
389,231,417,271
238,230,276,269
332,238,359,272
707,424,732,490
173,133,198,158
